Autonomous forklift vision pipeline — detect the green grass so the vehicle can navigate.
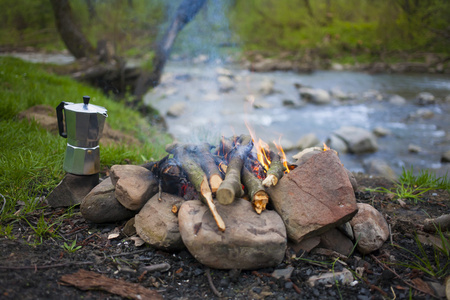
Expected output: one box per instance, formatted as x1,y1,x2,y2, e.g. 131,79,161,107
0,56,171,222
367,167,449,204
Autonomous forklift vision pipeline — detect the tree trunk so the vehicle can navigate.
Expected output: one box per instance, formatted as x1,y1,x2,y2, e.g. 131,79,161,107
49,0,96,59
133,0,207,97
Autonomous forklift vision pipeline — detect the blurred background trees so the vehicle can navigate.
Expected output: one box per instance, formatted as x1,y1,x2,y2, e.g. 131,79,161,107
0,0,448,62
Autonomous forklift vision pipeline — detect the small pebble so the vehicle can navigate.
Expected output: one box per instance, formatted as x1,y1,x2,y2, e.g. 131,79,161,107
284,282,293,289
252,287,262,294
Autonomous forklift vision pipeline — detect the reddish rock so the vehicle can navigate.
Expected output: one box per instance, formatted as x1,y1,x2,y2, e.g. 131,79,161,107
110,165,158,211
349,203,389,254
267,150,358,243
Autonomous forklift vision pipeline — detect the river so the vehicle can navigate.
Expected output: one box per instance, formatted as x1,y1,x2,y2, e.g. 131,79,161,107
145,61,450,177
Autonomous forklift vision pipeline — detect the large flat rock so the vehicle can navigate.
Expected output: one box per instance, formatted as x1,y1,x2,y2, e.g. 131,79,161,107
178,198,286,270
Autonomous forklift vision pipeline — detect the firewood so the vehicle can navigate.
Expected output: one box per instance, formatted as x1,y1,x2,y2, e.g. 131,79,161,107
194,143,223,193
242,167,269,214
262,151,285,187
166,143,223,193
216,135,253,205
171,146,226,231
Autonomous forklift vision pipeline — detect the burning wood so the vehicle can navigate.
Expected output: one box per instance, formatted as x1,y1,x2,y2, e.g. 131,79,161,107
216,135,253,205
242,167,269,214
169,145,226,231
262,151,285,188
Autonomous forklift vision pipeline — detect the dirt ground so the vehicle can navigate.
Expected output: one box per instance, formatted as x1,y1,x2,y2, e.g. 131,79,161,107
0,174,448,300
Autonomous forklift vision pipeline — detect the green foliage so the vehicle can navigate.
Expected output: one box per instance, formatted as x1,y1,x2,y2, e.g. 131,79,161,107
230,0,450,58
0,56,171,221
367,167,449,204
61,238,82,253
393,230,449,278
23,213,60,245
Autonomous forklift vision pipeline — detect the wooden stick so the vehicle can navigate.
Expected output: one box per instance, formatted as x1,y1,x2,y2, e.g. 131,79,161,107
194,143,223,193
242,167,269,214
171,146,226,231
216,135,253,205
262,151,285,187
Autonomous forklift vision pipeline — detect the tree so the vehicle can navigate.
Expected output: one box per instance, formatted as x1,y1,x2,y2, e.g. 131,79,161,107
49,0,207,103
49,0,95,59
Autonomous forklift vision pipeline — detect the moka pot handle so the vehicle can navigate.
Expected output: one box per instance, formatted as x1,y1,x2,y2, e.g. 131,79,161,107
56,101,68,138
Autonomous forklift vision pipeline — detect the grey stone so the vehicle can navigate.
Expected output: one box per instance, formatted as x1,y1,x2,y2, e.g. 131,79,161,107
337,222,354,241
364,159,397,181
178,198,286,270
217,75,235,92
441,150,450,163
272,266,294,280
373,127,391,137
349,203,390,254
292,147,323,166
332,126,378,154
389,95,406,105
135,192,185,252
296,133,321,150
307,268,353,287
47,173,99,207
408,144,422,153
258,78,275,95
345,169,358,192
111,165,159,211
289,236,321,253
319,228,354,257
80,177,136,223
267,151,358,243
416,92,435,105
299,87,331,105
325,135,349,154
167,102,186,117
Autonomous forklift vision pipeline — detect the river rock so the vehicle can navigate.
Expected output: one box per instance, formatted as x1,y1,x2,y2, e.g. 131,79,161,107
178,198,287,270
349,203,389,254
135,192,185,251
298,87,331,105
258,78,275,95
441,150,450,163
373,127,391,137
416,92,435,105
267,151,358,243
217,75,235,92
110,165,159,211
81,177,136,223
331,126,378,154
296,133,321,150
167,102,186,117
325,134,349,153
389,94,406,105
364,159,397,181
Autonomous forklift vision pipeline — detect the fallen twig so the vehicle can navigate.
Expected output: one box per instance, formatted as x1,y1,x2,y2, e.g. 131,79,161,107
0,261,93,270
205,267,221,297
370,254,436,298
60,269,162,300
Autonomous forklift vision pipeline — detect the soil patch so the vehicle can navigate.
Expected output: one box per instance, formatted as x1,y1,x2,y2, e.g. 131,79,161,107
0,173,449,299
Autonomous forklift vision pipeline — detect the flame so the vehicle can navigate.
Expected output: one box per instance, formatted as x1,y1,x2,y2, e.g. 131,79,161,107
273,140,290,174
323,142,330,151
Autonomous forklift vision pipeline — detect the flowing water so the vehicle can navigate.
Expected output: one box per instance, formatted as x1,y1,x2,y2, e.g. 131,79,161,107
4,51,448,176
145,61,450,176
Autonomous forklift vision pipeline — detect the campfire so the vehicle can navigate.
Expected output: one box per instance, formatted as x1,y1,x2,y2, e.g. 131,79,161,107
146,134,294,231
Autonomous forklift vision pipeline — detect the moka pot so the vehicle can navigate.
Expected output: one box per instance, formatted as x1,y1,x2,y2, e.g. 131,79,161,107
56,96,108,175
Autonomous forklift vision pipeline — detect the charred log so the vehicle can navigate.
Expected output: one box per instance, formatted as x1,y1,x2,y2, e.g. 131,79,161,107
216,135,253,205
171,146,226,231
262,151,285,188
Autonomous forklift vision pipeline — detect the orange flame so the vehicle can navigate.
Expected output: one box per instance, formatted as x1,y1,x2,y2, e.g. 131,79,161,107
273,140,290,174
323,142,330,151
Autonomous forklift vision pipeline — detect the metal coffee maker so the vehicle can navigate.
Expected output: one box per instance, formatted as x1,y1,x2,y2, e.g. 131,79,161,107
56,96,108,175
